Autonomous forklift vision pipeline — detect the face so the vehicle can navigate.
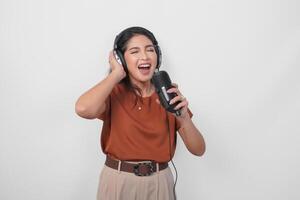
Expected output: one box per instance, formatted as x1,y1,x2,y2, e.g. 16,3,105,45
123,34,158,84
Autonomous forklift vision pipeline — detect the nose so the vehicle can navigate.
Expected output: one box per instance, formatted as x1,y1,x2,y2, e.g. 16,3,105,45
140,50,149,60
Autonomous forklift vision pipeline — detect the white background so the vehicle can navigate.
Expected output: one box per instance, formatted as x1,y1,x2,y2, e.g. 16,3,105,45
1,0,300,199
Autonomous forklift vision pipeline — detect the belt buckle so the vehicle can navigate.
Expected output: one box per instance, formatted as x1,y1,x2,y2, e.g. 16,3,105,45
133,162,154,176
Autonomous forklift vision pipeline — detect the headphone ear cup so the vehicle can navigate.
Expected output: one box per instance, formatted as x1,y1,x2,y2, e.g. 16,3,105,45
115,49,128,73
155,45,162,69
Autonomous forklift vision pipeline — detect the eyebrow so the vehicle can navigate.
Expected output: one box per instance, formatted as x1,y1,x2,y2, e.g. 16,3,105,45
128,45,155,51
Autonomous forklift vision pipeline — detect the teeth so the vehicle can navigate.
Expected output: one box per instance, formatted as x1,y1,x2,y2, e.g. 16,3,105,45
139,64,151,68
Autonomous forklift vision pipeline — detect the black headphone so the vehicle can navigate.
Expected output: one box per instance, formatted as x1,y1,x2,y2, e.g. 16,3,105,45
113,27,162,72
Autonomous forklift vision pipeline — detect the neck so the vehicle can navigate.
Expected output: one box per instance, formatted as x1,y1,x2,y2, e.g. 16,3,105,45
130,80,154,97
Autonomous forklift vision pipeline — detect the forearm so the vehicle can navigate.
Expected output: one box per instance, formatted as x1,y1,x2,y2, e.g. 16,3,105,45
75,72,121,119
178,117,206,156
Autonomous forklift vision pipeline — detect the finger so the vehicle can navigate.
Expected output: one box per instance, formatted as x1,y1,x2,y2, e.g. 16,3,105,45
181,96,186,101
167,88,183,98
109,51,114,63
155,98,160,105
169,95,182,105
174,100,189,110
109,50,114,59
109,51,121,66
170,95,187,105
167,87,178,94
171,83,178,88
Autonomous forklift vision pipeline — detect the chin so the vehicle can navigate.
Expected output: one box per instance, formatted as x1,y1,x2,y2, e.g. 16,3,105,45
143,73,156,81
139,76,152,83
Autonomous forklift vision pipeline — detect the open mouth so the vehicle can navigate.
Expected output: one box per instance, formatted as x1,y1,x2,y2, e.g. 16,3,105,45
138,63,151,75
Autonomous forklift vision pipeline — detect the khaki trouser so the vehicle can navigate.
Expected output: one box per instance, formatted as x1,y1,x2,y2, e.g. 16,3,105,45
97,163,175,200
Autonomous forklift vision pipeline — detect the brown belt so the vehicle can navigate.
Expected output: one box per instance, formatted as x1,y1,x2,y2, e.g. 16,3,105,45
105,156,168,176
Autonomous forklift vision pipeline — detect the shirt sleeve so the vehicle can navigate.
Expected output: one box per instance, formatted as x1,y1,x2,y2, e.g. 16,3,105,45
97,95,111,121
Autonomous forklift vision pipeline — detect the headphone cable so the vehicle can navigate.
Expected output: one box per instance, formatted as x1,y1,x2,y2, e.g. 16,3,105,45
167,114,178,200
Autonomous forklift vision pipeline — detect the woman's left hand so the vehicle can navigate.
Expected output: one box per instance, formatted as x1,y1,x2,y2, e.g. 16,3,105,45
167,83,190,120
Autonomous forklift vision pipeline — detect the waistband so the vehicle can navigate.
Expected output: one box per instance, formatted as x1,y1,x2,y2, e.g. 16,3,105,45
105,155,168,176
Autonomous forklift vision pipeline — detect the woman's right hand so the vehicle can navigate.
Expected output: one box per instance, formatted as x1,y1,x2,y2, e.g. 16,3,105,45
109,51,126,81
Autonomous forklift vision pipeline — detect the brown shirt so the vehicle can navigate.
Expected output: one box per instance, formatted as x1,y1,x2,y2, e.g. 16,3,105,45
98,83,192,163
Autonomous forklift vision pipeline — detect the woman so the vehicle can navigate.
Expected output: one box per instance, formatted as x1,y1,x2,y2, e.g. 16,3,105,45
75,26,205,200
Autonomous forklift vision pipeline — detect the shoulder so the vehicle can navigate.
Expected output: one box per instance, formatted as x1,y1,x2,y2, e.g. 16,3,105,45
111,83,134,102
112,83,127,95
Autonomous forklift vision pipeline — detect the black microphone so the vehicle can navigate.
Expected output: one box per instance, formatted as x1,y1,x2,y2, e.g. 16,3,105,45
151,70,181,116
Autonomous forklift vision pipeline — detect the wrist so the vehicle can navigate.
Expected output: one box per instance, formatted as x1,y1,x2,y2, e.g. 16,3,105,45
110,70,125,83
177,113,191,126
